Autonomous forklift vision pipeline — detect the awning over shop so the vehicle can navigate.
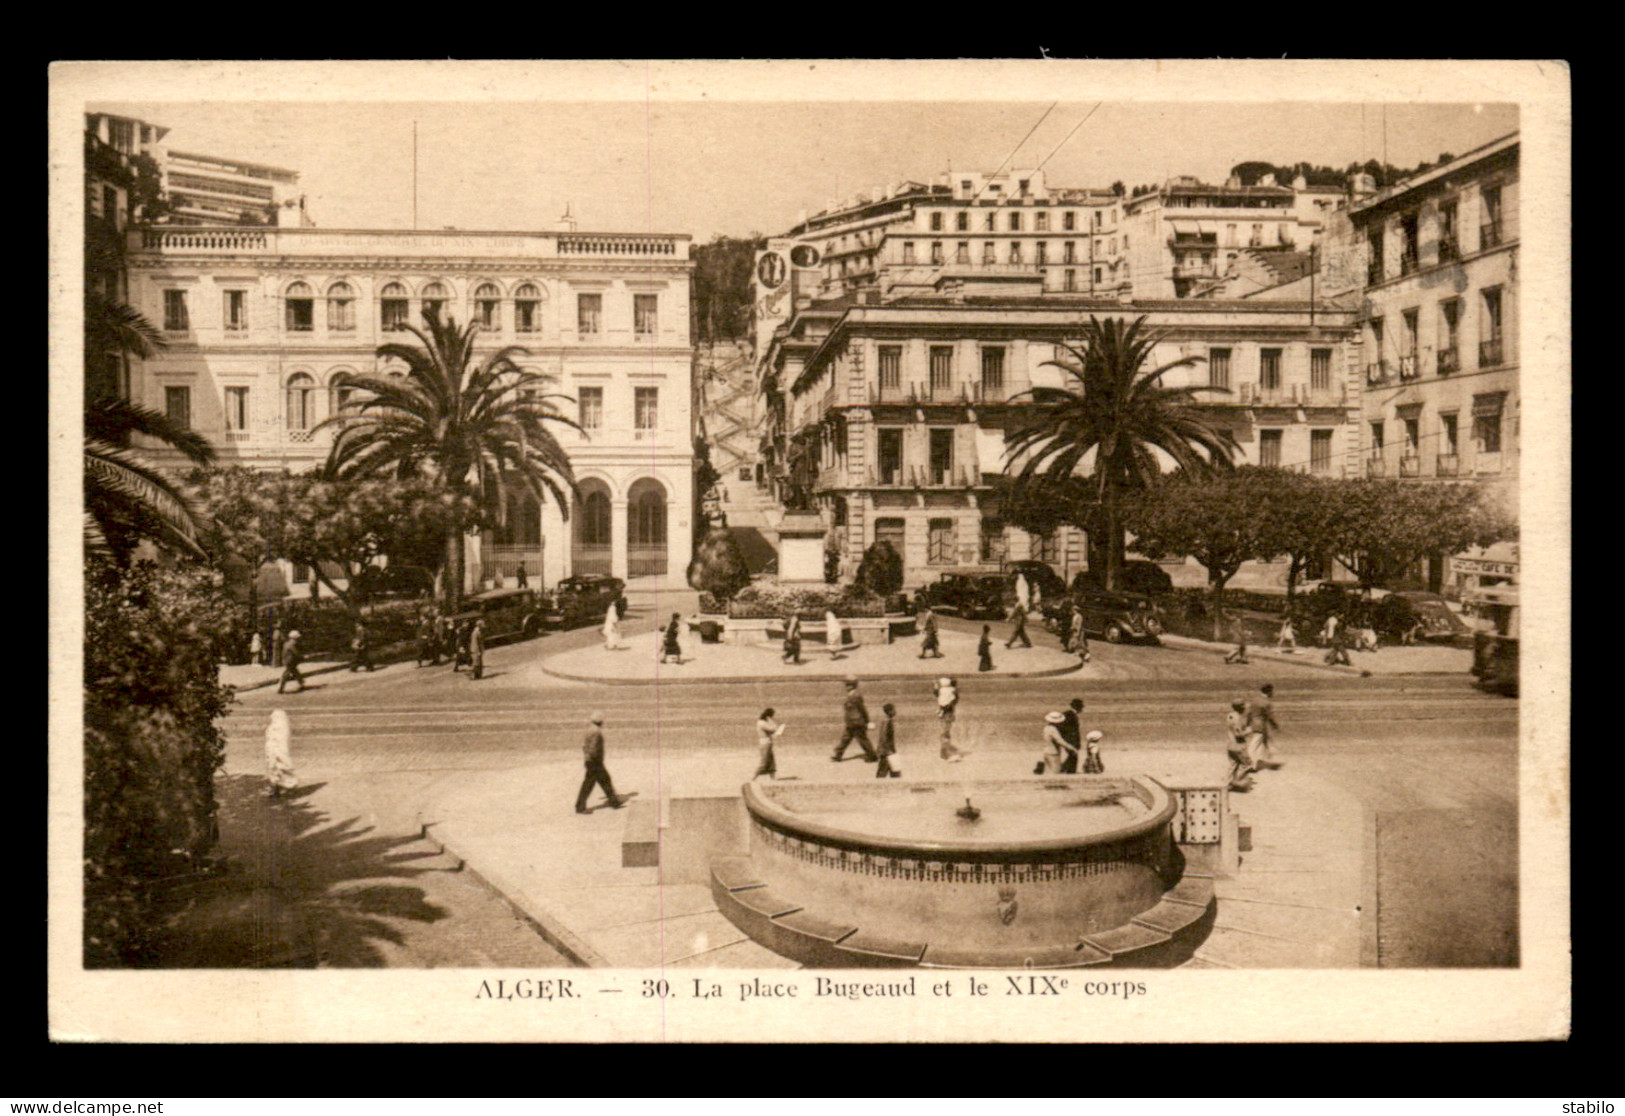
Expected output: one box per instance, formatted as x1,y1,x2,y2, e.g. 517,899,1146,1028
1472,391,1508,417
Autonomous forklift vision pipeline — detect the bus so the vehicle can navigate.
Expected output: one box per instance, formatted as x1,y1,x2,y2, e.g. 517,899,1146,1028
1465,585,1519,695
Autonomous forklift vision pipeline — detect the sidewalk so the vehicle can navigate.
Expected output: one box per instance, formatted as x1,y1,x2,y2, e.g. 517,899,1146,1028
1160,633,1472,676
415,742,1366,969
537,629,1082,685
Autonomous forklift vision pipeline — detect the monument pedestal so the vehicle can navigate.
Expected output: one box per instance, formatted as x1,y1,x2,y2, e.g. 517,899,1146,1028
774,511,827,585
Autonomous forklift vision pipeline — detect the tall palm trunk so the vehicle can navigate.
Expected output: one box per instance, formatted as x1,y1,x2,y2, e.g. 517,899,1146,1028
444,528,466,611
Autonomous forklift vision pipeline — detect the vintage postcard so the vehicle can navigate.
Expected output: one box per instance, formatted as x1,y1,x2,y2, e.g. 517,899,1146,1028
49,58,1570,1043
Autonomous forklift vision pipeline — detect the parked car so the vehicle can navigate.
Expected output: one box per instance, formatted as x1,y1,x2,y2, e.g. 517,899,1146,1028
913,573,1010,620
548,574,626,628
1042,589,1164,644
1002,560,1068,603
1383,590,1471,644
449,587,550,643
1070,560,1175,598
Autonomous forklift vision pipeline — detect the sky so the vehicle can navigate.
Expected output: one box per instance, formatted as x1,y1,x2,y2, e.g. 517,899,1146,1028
84,64,1521,243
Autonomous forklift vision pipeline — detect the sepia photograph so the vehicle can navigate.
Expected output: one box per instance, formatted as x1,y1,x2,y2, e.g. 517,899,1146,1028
49,59,1570,1043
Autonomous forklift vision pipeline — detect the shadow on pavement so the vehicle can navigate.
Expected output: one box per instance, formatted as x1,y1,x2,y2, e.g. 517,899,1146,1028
127,774,450,968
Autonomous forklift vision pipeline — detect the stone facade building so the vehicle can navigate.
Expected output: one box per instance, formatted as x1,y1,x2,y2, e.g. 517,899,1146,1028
124,225,695,590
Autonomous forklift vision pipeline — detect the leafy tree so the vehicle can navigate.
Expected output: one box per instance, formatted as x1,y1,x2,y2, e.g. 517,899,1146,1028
1325,479,1515,591
687,527,751,600
1005,316,1239,591
854,539,903,598
1249,468,1345,605
319,309,578,608
692,234,766,344
1126,468,1284,639
85,397,216,564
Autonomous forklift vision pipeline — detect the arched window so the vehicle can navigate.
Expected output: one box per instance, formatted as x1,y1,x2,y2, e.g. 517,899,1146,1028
474,283,502,330
329,372,357,416
629,479,667,549
420,281,448,324
579,487,611,547
327,281,355,332
514,283,541,333
284,281,314,332
380,282,408,331
286,373,316,431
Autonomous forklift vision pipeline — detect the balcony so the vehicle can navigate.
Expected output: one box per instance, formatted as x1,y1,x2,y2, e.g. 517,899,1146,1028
1398,355,1419,381
1480,222,1502,250
1299,382,1348,407
868,381,907,405
869,468,906,487
1366,361,1390,386
1437,347,1459,374
286,428,315,444
1475,452,1504,476
1399,455,1422,478
1479,337,1505,367
1365,458,1387,478
1173,261,1218,279
1436,453,1460,477
1240,383,1291,406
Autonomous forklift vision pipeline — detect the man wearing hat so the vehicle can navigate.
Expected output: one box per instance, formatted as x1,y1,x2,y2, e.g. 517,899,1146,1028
276,630,305,694
1059,697,1085,773
831,677,878,763
1040,711,1069,774
576,712,625,814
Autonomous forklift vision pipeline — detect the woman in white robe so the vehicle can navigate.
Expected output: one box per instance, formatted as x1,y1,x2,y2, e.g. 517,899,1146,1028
603,602,622,650
264,709,298,798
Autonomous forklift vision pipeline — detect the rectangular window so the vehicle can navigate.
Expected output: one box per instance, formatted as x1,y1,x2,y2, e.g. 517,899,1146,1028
1094,267,1103,285
1403,415,1421,454
984,212,995,232
223,290,247,332
634,386,658,430
328,292,355,332
980,517,1006,564
1258,429,1283,468
1209,348,1232,390
930,211,944,231
1064,269,1076,291
1226,223,1238,247
1481,185,1503,248
1063,211,1076,231
1063,241,1075,264
902,242,916,264
929,429,954,484
285,293,313,332
927,518,956,564
1035,241,1048,265
1093,210,1102,229
381,296,408,331
956,241,970,264
956,211,969,231
982,242,997,265
1009,241,1023,264
1400,212,1420,273
1310,429,1332,474
1250,224,1263,247
875,517,905,555
163,290,189,332
1441,412,1459,455
877,429,903,484
1401,309,1419,377
1473,393,1505,453
224,386,249,431
1480,287,1504,366
878,346,902,390
477,296,500,329
1310,349,1332,391
1260,348,1282,390
1008,212,1022,232
634,294,658,336
515,297,538,333
578,386,603,430
1035,212,1049,231
930,241,944,266
981,348,1005,393
165,386,191,429
1369,421,1385,453
929,346,954,394
578,293,602,335
1438,200,1459,261
1367,229,1385,283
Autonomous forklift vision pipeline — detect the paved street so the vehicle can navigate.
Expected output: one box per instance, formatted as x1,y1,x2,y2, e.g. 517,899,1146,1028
216,602,1519,968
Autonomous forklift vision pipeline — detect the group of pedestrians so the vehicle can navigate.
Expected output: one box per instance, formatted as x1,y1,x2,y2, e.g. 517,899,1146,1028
1038,698,1104,775
1225,682,1283,792
413,611,487,679
915,602,1091,671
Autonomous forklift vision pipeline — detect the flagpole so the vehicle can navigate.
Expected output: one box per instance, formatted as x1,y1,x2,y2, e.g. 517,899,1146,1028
412,121,419,230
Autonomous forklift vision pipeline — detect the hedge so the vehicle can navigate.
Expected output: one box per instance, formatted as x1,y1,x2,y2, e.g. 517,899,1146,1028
723,582,885,620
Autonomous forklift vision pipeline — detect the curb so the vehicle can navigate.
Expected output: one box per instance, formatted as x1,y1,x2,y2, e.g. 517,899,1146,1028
537,658,1084,686
421,822,608,969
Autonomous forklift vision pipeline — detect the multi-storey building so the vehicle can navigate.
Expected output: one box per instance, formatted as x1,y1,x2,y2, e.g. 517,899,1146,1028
124,225,695,590
760,295,1359,589
160,147,307,228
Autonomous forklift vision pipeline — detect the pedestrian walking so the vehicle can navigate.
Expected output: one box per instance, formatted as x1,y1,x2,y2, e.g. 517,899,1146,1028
1246,683,1282,770
754,708,786,780
1005,601,1033,649
831,677,878,763
349,620,375,672
1081,730,1106,774
468,618,486,680
977,624,995,672
934,676,964,761
264,709,298,798
1324,626,1352,666
417,612,439,667
1226,699,1255,792
918,607,942,659
515,562,529,589
1277,616,1297,654
276,630,305,694
248,630,263,667
659,612,683,664
575,712,625,814
824,609,845,660
1224,612,1250,664
1070,606,1091,663
272,619,286,668
1038,711,1068,775
1014,572,1031,615
782,613,802,664
603,601,622,650
453,621,472,672
875,702,902,778
1059,697,1084,774
1319,612,1341,648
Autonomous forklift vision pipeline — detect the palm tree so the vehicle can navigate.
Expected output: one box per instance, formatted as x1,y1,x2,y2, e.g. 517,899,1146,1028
318,310,579,607
85,397,217,562
1004,315,1240,591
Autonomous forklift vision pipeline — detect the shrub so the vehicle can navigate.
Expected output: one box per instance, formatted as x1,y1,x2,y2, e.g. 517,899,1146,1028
686,528,751,601
255,598,424,658
726,581,883,620
854,540,903,598
84,558,240,966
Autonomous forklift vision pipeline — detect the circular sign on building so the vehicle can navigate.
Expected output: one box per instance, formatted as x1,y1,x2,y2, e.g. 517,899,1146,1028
789,244,821,268
757,252,788,289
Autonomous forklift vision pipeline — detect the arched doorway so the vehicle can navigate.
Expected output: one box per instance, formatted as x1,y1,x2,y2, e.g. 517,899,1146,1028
573,478,613,576
488,486,543,586
627,477,668,577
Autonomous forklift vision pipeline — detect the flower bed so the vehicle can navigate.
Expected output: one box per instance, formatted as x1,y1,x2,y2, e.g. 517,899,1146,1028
724,582,884,620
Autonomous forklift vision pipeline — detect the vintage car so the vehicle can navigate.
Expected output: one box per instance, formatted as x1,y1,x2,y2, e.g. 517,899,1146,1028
1385,590,1471,644
548,574,627,629
1042,589,1164,644
449,587,551,643
912,573,1010,620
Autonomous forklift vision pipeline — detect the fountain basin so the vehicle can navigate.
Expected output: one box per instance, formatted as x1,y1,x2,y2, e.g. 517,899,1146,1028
714,776,1210,967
